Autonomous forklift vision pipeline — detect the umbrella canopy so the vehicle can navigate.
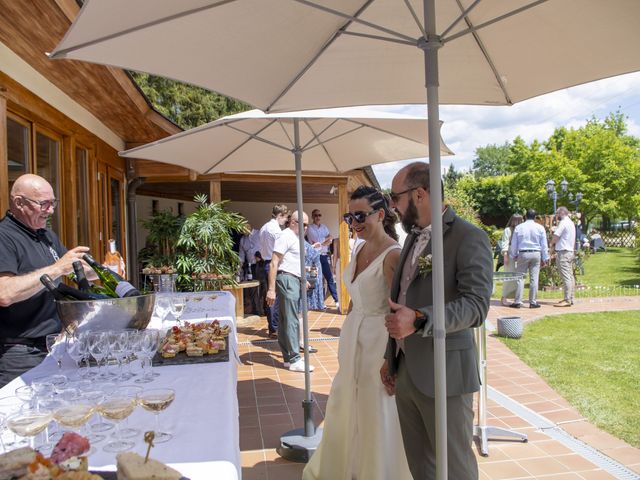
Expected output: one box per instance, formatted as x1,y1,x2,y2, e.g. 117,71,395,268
119,107,452,173
51,0,640,112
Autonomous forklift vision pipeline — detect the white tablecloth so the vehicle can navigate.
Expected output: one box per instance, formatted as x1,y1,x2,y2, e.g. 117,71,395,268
1,291,240,480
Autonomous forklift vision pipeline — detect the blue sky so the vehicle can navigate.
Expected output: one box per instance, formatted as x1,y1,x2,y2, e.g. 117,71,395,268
371,71,640,189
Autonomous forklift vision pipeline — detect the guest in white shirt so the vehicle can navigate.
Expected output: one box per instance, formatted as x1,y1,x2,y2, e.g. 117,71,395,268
259,204,289,337
239,224,260,279
307,209,339,309
509,209,549,309
266,211,314,373
550,206,576,307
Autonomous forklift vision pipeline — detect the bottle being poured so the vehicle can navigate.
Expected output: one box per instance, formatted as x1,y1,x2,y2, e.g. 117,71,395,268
82,253,141,298
104,238,126,278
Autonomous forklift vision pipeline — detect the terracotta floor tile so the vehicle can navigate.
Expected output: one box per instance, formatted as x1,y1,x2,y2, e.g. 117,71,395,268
604,445,640,465
578,470,618,479
518,456,570,476
480,460,531,479
265,462,306,480
554,453,600,472
241,449,266,467
241,463,268,480
535,440,575,456
240,426,263,451
258,413,294,427
500,442,548,460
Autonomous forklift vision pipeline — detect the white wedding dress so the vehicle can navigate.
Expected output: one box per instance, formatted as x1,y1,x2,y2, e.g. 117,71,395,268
303,244,412,480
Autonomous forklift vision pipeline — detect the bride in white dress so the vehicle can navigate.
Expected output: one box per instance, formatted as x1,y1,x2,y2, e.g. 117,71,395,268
303,187,412,480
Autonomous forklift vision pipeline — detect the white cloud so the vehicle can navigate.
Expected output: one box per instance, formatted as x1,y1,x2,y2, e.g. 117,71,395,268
372,71,640,188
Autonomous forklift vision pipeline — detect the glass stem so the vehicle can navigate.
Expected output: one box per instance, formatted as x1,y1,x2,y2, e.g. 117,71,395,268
154,413,161,435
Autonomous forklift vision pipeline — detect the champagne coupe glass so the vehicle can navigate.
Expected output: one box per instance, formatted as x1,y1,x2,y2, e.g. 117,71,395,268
52,393,96,454
88,332,109,379
97,390,137,452
0,412,6,453
89,382,116,434
46,334,65,372
114,386,142,439
6,407,52,449
15,386,34,408
80,390,106,444
0,396,22,449
66,333,90,379
138,388,175,443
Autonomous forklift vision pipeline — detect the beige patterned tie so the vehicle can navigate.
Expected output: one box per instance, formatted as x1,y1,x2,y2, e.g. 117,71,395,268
411,226,431,267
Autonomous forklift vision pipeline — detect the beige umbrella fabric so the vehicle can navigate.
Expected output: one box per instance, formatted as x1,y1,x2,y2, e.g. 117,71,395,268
119,107,452,173
51,0,640,112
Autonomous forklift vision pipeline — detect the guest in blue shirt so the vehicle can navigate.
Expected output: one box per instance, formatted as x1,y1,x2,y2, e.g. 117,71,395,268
509,209,549,308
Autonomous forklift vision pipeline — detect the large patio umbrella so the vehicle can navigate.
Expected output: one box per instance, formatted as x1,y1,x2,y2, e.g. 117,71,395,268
120,106,451,460
51,1,640,476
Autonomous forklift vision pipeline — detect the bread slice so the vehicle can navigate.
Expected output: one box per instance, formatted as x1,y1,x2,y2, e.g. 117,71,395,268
0,446,37,480
116,452,181,480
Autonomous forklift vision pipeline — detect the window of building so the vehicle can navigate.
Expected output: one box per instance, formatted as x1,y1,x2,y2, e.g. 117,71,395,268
76,146,90,246
35,130,62,232
6,115,30,193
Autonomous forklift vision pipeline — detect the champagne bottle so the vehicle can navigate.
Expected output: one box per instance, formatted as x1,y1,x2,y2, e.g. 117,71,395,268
82,253,120,297
82,253,141,298
57,282,110,300
72,261,92,292
40,274,73,301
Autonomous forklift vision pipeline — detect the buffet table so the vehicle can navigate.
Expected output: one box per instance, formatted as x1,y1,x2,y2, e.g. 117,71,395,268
0,291,240,480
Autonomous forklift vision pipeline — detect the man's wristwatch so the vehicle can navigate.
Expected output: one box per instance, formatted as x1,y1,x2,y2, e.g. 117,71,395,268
413,309,427,331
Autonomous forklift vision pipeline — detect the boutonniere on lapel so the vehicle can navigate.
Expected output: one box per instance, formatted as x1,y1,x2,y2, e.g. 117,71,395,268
418,254,433,277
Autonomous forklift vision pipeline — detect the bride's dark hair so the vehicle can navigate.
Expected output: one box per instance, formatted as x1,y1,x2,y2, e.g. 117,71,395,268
350,186,398,241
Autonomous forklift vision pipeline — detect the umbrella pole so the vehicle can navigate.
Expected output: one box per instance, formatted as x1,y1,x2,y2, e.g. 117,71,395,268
422,0,448,479
277,118,322,463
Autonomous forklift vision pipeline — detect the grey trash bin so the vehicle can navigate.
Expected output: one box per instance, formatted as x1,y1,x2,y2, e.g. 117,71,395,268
497,316,523,339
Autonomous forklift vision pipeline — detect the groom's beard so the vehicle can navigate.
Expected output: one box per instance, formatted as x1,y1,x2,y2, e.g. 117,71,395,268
399,198,419,234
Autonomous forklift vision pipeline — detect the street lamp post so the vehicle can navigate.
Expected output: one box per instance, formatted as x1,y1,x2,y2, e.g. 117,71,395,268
546,177,583,220
545,179,557,213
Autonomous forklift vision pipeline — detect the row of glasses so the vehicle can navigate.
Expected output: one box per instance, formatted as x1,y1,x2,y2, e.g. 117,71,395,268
63,329,162,383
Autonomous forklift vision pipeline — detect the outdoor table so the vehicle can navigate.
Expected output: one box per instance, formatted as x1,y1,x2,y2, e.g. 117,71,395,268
0,291,240,480
223,280,260,319
473,272,528,456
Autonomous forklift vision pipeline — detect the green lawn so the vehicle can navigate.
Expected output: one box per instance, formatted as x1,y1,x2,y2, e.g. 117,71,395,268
494,248,640,299
501,311,640,447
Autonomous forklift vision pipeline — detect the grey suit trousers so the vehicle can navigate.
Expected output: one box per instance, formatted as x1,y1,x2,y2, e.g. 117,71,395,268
395,354,477,480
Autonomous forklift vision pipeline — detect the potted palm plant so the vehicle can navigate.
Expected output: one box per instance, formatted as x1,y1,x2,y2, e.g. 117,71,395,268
176,194,248,291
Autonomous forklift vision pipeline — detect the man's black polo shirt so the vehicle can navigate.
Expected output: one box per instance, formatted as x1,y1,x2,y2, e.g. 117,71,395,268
0,213,67,339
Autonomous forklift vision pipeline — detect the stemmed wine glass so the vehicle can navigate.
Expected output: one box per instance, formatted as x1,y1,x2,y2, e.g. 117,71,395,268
138,388,175,443
87,332,109,379
46,334,65,372
0,396,23,449
108,331,129,382
154,295,172,325
66,333,90,379
169,295,187,325
97,389,138,452
135,330,160,383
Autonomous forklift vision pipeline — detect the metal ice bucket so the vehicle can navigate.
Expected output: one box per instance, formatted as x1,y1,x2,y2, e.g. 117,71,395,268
56,293,155,335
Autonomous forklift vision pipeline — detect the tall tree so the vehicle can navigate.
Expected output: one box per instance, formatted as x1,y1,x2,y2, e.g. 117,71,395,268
130,72,250,129
472,142,511,178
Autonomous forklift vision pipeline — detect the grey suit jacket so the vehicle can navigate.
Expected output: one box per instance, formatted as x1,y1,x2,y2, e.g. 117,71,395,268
385,207,493,397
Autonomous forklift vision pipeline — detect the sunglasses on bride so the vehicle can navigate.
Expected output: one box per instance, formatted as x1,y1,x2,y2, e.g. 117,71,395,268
343,210,378,226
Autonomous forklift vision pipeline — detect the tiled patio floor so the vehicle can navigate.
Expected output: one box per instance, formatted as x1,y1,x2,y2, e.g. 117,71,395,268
237,297,640,480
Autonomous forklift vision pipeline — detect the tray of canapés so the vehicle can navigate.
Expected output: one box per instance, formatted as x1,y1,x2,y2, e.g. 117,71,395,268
153,320,230,366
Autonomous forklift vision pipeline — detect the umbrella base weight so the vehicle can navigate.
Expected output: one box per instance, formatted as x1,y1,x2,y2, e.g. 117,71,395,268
474,425,528,457
276,427,324,463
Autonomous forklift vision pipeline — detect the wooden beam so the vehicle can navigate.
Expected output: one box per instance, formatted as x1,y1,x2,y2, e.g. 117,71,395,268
0,91,8,214
52,0,79,21
209,180,221,203
61,135,75,246
338,183,350,313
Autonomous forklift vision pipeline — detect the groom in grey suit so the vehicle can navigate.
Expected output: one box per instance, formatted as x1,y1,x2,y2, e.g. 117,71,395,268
381,162,493,479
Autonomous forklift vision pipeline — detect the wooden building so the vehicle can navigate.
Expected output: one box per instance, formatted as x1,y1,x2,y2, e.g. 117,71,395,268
0,0,377,309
